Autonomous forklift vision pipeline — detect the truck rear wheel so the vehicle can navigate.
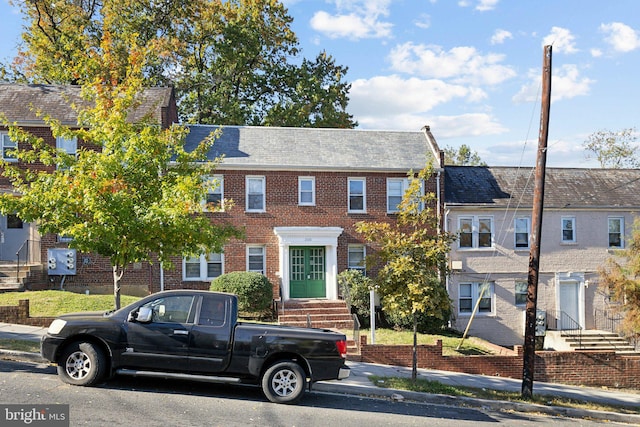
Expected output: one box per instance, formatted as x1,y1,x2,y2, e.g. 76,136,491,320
261,361,306,404
57,342,107,386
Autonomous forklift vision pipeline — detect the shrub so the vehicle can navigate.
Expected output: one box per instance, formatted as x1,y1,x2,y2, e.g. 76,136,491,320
210,272,273,315
338,269,374,328
381,298,451,334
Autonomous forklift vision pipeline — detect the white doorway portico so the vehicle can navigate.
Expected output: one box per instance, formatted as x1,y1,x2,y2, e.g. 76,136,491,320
273,227,343,301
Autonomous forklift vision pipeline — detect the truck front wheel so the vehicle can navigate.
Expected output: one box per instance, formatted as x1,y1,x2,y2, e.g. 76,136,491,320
261,361,306,404
57,342,107,386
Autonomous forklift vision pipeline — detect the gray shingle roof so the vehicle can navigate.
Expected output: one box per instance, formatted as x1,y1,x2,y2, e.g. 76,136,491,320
0,84,173,126
444,166,640,208
185,125,439,172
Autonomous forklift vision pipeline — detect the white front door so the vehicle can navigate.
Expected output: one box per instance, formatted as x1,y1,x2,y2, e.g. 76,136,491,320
557,273,585,330
0,214,30,261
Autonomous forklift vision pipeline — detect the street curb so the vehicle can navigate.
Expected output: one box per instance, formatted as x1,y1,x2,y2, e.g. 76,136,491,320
3,349,639,425
314,382,640,425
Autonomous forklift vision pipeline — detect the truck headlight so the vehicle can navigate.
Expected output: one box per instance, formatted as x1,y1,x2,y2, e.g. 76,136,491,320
48,319,67,335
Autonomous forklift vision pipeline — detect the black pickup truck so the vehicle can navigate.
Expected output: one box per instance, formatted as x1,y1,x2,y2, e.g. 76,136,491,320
40,290,350,404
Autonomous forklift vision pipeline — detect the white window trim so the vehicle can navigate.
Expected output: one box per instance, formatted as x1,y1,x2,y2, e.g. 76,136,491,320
246,176,266,212
298,176,316,206
561,216,576,244
348,177,366,213
246,245,266,274
608,216,625,249
202,175,224,212
348,244,366,273
457,216,494,249
458,282,495,316
182,253,224,281
514,217,531,250
1,133,17,162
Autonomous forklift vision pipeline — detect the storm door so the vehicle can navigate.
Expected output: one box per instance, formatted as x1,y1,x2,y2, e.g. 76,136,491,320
289,246,326,298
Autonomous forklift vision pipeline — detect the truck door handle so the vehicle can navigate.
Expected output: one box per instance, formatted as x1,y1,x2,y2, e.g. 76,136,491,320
173,330,189,335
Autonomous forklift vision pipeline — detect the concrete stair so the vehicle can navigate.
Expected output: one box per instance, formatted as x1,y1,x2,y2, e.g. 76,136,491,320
546,330,638,353
0,263,43,292
276,299,355,330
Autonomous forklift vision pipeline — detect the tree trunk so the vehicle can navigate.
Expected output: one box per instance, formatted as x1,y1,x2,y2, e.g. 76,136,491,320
412,312,417,381
112,265,124,310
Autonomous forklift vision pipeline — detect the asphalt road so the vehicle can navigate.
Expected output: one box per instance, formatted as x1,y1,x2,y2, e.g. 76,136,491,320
0,359,628,427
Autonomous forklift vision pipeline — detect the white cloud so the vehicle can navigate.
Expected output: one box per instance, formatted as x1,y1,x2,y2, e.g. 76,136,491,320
543,27,578,54
512,64,594,104
590,48,603,57
414,13,431,30
388,42,516,85
310,0,393,40
427,114,507,138
600,22,640,52
491,29,512,45
476,0,499,12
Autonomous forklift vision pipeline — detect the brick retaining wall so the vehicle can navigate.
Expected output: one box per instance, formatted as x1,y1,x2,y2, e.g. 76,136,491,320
0,300,54,327
359,336,640,389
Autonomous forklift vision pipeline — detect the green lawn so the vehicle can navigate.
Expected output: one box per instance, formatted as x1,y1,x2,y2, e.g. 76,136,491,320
0,290,140,317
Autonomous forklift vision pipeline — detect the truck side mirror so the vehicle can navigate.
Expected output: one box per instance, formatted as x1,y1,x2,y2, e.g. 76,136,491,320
129,306,153,323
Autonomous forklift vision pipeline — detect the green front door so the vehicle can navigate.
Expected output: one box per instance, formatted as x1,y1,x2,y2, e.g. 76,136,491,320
289,246,326,298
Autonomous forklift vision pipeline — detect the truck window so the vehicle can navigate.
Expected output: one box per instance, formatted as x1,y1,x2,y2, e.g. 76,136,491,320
142,295,196,324
198,295,227,327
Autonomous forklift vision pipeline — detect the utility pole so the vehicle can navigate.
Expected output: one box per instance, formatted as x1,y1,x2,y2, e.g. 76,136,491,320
522,45,552,399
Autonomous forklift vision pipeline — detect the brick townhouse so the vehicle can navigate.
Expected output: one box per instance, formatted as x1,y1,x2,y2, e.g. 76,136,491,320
445,166,640,349
0,84,444,306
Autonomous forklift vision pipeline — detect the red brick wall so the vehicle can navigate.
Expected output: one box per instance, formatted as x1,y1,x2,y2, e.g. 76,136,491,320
0,300,54,327
359,336,640,389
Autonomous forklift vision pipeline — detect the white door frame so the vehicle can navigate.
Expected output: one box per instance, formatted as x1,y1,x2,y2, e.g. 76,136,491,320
555,272,585,329
273,227,343,301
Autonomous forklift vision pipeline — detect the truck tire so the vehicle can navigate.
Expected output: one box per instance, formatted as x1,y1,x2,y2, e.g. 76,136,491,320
261,361,306,404
57,342,107,386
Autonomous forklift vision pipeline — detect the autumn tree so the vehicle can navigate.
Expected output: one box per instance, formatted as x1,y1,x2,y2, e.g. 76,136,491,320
356,163,454,380
0,38,241,309
598,218,640,339
583,128,639,168
443,144,487,166
3,0,357,128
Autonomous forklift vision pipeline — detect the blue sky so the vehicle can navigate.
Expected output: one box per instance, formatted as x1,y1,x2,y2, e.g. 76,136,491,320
2,0,640,167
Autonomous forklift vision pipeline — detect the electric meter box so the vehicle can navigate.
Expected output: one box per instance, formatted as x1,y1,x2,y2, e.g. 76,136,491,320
47,248,77,275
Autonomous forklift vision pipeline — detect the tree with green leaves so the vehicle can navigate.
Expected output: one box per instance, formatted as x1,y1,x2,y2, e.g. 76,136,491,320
583,128,639,169
443,144,487,166
0,39,241,309
355,163,455,380
3,0,357,128
598,218,640,340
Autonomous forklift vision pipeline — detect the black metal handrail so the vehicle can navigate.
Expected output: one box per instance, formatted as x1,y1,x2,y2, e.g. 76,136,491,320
594,308,623,334
546,310,582,348
15,239,40,284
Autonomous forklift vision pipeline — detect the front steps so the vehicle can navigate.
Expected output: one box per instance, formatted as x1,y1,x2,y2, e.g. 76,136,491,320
276,299,355,330
545,330,638,353
0,263,43,292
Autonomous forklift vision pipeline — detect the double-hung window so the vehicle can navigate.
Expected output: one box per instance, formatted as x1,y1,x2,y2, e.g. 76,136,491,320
561,217,576,243
246,176,265,212
203,175,223,211
459,282,494,314
298,177,315,206
348,244,366,273
608,217,624,248
458,216,493,249
348,178,366,213
183,253,223,281
387,178,408,213
56,135,77,170
514,217,530,249
247,246,266,274
515,281,528,306
1,133,17,161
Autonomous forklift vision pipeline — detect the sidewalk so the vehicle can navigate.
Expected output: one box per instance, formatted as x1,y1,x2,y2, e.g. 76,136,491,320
2,322,639,424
